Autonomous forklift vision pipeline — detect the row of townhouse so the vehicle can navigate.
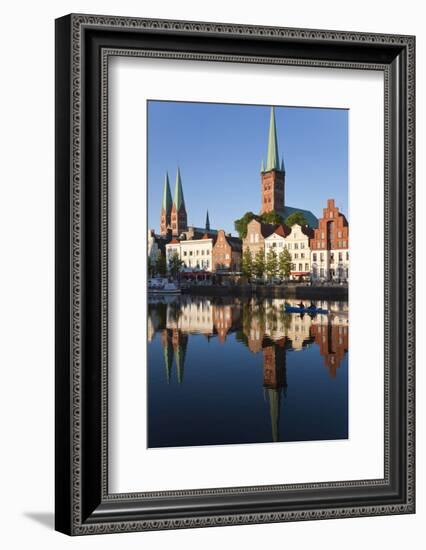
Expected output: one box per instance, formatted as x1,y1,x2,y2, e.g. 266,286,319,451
244,199,349,282
165,229,242,273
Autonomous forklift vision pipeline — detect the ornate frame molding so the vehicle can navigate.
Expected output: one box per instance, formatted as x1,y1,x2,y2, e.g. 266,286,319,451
55,14,415,535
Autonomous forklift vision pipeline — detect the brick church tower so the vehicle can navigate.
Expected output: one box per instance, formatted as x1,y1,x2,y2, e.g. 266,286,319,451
170,168,188,236
160,172,172,235
260,107,285,215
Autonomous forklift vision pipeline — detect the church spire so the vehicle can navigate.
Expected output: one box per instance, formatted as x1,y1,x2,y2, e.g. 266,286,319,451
266,106,281,172
173,167,185,210
205,210,210,231
162,172,172,212
261,158,265,173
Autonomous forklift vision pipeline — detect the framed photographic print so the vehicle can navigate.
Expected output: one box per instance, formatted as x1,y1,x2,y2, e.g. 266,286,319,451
55,14,415,535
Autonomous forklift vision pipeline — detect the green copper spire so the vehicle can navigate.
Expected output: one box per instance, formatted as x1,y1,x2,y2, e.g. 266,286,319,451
161,172,172,212
173,167,185,210
265,107,281,172
261,158,265,172
205,210,210,231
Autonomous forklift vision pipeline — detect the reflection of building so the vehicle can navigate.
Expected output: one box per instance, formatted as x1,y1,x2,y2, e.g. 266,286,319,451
310,199,349,282
310,316,349,377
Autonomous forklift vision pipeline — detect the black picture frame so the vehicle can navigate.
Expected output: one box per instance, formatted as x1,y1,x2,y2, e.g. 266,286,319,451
55,13,415,535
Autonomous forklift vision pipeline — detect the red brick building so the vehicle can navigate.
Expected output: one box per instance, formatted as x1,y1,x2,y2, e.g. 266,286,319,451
310,199,349,281
212,229,242,272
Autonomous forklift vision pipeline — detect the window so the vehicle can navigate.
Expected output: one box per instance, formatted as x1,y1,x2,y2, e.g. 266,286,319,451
291,263,296,270
343,240,347,247
206,250,210,255
189,251,193,256
294,243,298,249
330,253,334,262
313,253,317,262
346,252,349,261
339,252,343,261
329,211,333,218
294,253,298,259
300,242,305,249
320,253,324,261
299,263,303,271
321,232,325,239
305,263,309,271
301,253,305,259
183,251,187,256
338,230,342,238
288,243,292,250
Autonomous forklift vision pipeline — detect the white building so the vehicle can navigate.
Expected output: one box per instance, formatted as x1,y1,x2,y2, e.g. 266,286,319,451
165,236,214,272
285,223,314,279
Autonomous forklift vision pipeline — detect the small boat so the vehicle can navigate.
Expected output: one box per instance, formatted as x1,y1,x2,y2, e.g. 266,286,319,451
284,305,329,315
148,279,181,295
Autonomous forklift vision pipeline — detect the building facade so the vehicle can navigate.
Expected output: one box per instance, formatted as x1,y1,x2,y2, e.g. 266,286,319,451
285,223,314,279
212,229,242,272
166,235,214,272
310,199,349,282
243,219,276,257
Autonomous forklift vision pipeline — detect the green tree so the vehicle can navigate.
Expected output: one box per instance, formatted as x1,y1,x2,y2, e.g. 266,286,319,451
278,248,292,279
241,248,253,279
155,251,167,276
285,211,308,227
260,210,284,225
265,249,278,280
253,249,265,279
168,252,183,278
234,211,259,238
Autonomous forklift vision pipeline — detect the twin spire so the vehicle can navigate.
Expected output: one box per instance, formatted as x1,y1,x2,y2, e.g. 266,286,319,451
162,168,185,213
261,106,285,173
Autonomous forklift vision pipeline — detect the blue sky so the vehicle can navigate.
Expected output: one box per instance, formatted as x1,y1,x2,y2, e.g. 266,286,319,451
147,101,348,235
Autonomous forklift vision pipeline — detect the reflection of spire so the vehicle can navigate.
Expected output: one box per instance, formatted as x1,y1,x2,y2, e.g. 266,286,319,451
160,329,174,384
265,388,281,442
172,330,188,384
262,338,287,442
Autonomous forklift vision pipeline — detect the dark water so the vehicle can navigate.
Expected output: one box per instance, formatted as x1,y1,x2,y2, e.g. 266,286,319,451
147,295,348,448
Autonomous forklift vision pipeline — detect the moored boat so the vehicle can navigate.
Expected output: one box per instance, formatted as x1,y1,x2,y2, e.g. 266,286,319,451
284,305,328,315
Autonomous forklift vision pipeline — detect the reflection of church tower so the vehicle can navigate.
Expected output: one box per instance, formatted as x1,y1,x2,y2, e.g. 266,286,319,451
170,168,188,236
172,329,188,384
260,107,285,215
160,172,172,235
262,337,288,442
160,329,174,383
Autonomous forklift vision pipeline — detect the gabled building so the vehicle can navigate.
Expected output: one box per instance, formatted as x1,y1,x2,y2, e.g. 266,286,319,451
243,219,277,257
310,199,349,282
212,229,242,272
285,223,314,279
264,224,290,257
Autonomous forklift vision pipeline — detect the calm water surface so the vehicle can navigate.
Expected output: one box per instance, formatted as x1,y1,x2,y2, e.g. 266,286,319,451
147,296,348,448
